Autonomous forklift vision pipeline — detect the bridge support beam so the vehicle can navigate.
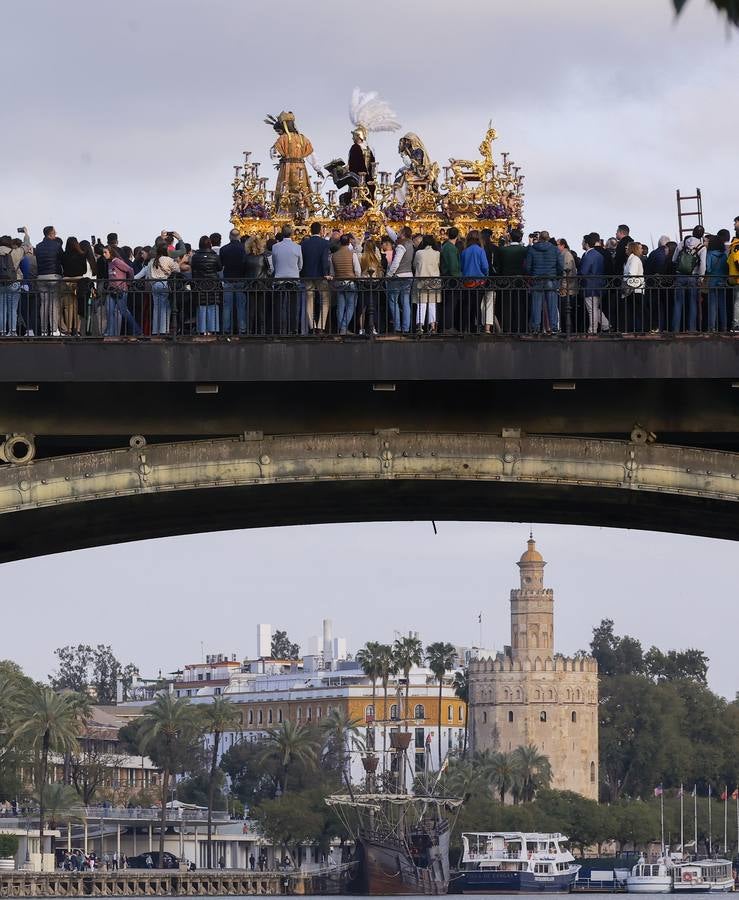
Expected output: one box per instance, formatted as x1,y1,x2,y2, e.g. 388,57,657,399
0,431,736,562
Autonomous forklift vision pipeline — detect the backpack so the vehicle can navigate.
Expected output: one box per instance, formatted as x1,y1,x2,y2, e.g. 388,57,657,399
0,252,17,283
676,243,700,276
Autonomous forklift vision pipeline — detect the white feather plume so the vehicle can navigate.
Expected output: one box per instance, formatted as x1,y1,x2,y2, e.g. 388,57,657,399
350,87,401,134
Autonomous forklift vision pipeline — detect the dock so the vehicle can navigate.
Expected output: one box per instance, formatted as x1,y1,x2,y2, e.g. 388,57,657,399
0,870,323,897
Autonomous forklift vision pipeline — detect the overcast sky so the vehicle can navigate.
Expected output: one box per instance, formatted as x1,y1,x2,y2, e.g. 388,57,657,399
2,1,737,700
4,0,737,247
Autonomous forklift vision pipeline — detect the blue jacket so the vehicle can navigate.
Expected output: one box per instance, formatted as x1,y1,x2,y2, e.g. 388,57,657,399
706,249,728,288
300,235,331,278
219,239,247,280
35,237,64,276
525,241,564,278
645,246,671,277
460,244,489,278
579,247,606,297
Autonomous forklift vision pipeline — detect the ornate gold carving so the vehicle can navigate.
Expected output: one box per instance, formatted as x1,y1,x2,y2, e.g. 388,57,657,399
231,122,524,239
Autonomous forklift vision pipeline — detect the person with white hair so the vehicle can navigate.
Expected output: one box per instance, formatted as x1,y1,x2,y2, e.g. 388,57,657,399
645,235,672,331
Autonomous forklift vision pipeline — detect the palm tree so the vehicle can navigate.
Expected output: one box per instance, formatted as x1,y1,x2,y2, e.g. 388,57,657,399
259,721,318,794
452,668,469,757
426,642,457,768
512,744,552,802
199,697,241,869
438,756,488,801
672,0,738,26
138,693,201,862
12,685,81,871
355,642,383,750
376,644,396,767
392,635,424,730
487,750,522,804
320,709,365,788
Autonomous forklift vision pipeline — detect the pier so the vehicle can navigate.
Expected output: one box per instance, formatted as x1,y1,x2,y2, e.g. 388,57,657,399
0,870,326,898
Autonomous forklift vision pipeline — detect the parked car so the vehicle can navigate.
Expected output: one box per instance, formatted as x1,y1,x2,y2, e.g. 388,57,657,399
127,851,179,869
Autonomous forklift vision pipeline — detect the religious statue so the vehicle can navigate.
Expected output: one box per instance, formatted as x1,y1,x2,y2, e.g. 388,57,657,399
347,88,400,204
324,158,360,207
265,111,323,215
393,132,439,203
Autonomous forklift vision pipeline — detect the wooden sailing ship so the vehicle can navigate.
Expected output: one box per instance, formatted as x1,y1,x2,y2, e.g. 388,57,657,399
326,731,462,895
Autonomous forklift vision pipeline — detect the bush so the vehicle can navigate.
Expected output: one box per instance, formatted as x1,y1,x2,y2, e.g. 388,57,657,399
0,833,19,857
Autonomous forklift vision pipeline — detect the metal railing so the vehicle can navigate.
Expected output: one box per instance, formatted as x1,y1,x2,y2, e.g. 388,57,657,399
0,275,736,339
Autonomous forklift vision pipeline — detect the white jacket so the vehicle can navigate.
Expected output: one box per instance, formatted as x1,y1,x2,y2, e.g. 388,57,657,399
623,254,645,292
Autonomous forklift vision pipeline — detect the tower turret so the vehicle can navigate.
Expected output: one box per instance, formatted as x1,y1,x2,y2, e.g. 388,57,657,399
510,535,554,656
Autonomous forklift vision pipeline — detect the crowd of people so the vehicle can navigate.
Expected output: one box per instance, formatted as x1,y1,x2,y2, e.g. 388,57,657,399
59,849,126,871
0,217,737,338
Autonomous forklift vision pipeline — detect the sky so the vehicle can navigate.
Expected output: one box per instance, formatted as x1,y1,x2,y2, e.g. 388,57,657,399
1,1,737,699
3,522,737,701
4,0,737,248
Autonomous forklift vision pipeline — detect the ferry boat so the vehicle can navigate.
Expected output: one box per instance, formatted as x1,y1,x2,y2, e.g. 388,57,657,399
625,856,673,893
673,858,735,892
452,831,581,893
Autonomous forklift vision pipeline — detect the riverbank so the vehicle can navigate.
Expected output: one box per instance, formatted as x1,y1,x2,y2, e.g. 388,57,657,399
0,868,347,897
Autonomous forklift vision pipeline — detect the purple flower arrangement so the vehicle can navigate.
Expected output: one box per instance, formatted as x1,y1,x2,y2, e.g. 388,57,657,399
477,202,508,220
241,202,270,219
384,202,412,222
337,203,366,221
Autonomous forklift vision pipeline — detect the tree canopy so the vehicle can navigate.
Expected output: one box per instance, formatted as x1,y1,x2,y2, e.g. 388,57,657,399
49,644,139,704
270,630,300,660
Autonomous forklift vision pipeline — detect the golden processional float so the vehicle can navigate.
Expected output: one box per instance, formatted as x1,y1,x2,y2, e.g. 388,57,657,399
230,88,524,241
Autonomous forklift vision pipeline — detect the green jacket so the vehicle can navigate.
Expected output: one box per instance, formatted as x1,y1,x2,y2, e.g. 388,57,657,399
440,240,461,277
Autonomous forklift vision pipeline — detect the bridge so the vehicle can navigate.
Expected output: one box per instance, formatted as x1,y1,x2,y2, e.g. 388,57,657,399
0,330,737,561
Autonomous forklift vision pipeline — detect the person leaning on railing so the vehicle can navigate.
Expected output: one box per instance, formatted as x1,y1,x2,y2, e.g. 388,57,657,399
706,234,729,333
728,216,739,332
524,230,563,334
460,230,489,333
330,234,361,335
0,228,29,336
439,226,461,333
134,241,180,335
413,234,441,334
358,238,381,336
622,241,646,333
579,233,609,335
191,235,222,335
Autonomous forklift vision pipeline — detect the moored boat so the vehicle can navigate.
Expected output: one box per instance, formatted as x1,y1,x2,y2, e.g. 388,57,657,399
673,858,735,892
625,856,673,893
452,831,581,893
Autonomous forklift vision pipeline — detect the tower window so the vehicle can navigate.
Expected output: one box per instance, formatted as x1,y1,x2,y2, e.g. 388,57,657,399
268,709,273,724
458,706,463,721
390,704,399,720
571,711,577,723
590,761,596,783
482,711,487,724
447,705,453,721
508,710,514,723
540,711,547,723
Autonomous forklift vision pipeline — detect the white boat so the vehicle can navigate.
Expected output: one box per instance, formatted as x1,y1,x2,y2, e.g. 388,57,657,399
673,858,735,892
626,856,673,893
454,831,581,893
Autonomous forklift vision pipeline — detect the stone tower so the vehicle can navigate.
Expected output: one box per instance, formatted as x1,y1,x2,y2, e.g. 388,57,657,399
468,537,599,800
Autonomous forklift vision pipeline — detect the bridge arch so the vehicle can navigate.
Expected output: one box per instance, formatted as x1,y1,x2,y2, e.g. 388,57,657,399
0,430,736,563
